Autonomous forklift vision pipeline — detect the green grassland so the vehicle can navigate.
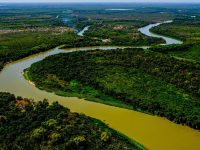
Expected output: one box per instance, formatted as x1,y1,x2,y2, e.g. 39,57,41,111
150,44,200,63
27,49,200,129
0,92,143,150
169,44,200,62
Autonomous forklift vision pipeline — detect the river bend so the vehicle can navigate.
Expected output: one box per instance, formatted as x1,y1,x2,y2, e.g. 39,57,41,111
0,22,199,150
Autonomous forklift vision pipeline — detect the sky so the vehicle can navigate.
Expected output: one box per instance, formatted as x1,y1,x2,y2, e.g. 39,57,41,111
1,0,200,3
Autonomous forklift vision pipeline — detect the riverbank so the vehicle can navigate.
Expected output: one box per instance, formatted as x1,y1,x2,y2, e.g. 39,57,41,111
139,20,183,45
1,47,200,150
0,22,200,150
24,69,137,110
0,92,145,150
26,48,200,129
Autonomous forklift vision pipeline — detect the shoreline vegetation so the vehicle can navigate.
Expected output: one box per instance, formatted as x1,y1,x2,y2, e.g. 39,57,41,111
26,49,200,130
149,28,182,44
1,4,200,149
0,92,145,150
24,70,134,110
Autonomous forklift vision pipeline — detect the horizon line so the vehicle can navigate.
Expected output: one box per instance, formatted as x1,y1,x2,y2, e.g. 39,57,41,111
1,2,200,4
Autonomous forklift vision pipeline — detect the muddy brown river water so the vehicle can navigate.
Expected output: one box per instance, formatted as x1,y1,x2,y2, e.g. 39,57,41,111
0,22,199,150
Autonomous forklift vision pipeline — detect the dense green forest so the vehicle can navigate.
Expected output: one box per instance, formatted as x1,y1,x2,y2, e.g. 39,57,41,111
3,2,192,73
27,49,200,129
0,31,73,71
2,3,199,72
1,3,200,149
0,5,165,72
0,92,142,150
0,31,105,71
84,20,164,46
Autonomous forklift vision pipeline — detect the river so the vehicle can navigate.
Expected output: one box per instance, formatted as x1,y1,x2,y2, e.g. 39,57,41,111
139,20,183,45
0,22,199,150
77,26,90,36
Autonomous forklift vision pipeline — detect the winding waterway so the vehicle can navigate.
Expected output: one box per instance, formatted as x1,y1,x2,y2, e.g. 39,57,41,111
77,26,90,36
139,20,183,45
0,22,199,150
